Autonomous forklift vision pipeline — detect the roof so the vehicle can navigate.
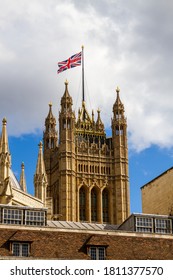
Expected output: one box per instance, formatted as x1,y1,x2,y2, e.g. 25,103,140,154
141,166,173,189
47,220,118,231
9,169,22,190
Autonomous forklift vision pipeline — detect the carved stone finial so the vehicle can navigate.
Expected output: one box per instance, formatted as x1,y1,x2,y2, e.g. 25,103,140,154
116,86,120,94
39,141,43,149
2,118,7,125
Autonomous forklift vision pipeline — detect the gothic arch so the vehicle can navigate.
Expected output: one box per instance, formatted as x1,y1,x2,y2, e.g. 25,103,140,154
79,185,88,221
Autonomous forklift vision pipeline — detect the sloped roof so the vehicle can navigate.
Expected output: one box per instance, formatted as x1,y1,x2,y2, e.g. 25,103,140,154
9,169,22,190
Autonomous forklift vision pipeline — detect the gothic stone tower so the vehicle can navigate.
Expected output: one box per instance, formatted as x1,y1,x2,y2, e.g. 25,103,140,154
42,81,130,225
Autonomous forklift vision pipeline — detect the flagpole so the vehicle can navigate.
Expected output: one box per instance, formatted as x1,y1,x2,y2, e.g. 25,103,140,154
82,45,84,103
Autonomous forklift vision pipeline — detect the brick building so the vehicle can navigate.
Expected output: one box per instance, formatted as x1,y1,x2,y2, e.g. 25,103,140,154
1,218,173,259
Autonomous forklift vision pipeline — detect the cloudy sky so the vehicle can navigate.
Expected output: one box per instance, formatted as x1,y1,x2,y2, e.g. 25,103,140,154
0,0,173,213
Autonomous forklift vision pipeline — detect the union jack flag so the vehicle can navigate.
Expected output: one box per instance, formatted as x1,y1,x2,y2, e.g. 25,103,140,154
57,51,82,74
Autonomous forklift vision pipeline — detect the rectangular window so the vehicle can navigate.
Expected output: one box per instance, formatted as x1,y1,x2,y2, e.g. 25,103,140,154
3,208,23,225
12,243,29,257
135,217,153,233
89,247,105,260
155,218,172,234
25,210,45,226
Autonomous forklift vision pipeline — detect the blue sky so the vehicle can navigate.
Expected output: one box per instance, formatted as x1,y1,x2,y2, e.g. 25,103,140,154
1,0,173,214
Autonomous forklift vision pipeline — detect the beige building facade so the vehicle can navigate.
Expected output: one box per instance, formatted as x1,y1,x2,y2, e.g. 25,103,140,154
42,81,130,225
141,167,173,215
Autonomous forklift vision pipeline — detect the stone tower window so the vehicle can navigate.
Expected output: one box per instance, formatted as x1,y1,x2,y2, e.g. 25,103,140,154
79,187,86,221
102,189,109,223
91,188,97,222
116,112,122,119
116,126,123,136
63,119,66,129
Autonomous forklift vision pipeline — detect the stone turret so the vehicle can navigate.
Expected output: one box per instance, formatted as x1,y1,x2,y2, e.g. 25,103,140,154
43,103,58,152
111,87,130,224
34,141,47,205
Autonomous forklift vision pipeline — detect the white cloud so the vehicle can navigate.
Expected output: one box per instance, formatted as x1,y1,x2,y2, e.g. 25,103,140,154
0,0,173,152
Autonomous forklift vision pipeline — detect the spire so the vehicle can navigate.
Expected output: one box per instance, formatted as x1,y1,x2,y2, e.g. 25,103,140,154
46,102,54,122
20,162,27,192
34,141,47,203
36,141,46,175
61,80,73,107
1,118,10,154
0,118,11,182
45,102,56,128
112,86,125,121
96,108,104,132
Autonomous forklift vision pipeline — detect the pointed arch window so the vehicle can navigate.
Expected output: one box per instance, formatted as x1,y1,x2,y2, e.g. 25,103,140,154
63,119,66,129
79,187,86,221
116,126,119,135
91,188,97,222
102,189,109,223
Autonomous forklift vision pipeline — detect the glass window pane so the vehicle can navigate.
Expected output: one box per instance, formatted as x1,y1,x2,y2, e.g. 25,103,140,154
22,244,29,257
99,247,105,260
13,243,20,256
90,247,96,260
135,217,153,233
155,219,172,234
90,247,105,260
3,209,22,225
25,210,45,226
